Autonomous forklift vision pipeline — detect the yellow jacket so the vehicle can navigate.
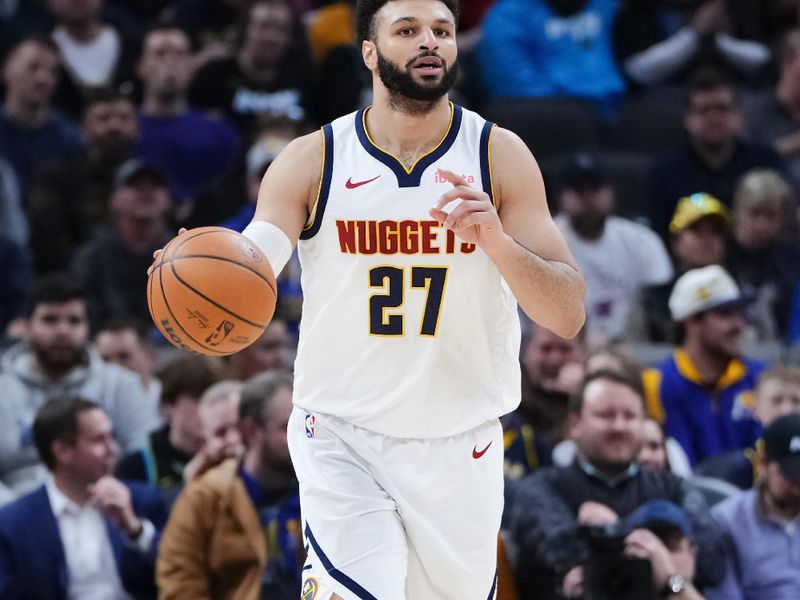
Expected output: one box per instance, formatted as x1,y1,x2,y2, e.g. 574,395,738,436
157,459,266,600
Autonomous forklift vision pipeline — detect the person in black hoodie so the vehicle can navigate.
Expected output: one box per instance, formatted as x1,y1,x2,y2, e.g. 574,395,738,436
188,0,313,134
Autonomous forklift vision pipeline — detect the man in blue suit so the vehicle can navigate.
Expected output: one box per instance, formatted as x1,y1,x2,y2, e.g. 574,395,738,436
0,396,167,599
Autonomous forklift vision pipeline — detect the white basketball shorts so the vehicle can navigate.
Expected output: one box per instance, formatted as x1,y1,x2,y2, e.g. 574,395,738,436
288,406,503,600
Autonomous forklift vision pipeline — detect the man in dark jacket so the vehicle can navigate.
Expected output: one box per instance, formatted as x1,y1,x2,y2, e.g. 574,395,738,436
508,370,725,599
0,397,166,599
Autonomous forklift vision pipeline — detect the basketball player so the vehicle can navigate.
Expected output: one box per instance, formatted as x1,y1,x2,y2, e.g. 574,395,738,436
156,0,584,597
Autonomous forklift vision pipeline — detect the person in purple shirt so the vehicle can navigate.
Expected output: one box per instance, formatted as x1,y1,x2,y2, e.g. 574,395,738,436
134,25,240,218
706,413,800,600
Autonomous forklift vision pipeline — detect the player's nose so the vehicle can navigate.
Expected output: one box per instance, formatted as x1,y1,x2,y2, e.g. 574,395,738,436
418,28,439,51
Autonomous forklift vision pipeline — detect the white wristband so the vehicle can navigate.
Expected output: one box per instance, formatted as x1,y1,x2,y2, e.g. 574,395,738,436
242,221,293,277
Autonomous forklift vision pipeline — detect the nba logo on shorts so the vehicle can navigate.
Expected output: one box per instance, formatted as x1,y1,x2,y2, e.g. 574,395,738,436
305,413,316,438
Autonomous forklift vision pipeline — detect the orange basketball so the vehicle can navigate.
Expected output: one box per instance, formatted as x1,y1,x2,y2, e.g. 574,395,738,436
147,226,277,356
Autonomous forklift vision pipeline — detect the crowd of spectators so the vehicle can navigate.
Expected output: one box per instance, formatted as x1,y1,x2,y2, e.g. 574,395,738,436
1,0,800,598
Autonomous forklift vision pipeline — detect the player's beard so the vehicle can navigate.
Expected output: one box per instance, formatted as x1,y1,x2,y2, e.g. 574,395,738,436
376,48,458,116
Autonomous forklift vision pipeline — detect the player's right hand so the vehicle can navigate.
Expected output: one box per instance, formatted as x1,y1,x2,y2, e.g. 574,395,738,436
147,228,187,276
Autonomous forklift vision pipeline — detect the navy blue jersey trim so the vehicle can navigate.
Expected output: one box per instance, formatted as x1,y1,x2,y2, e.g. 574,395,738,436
305,523,378,600
300,124,334,240
355,103,463,188
487,569,498,599
479,121,495,208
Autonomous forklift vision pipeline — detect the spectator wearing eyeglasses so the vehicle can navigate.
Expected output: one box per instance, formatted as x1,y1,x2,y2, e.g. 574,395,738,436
647,67,784,241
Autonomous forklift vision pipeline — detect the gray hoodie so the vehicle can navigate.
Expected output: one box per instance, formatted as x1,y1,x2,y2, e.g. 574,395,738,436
0,341,158,500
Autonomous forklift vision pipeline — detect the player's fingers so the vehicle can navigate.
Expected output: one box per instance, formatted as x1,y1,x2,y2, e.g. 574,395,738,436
451,211,490,233
435,185,471,208
178,227,187,235
435,185,486,209
436,168,471,188
429,207,448,224
443,202,482,229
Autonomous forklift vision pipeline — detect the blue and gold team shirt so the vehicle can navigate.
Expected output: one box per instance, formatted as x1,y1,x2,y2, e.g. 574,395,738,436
644,349,765,466
240,468,303,594
502,412,553,482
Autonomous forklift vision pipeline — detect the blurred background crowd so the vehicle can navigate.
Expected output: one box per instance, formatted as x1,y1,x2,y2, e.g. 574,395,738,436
1,0,800,598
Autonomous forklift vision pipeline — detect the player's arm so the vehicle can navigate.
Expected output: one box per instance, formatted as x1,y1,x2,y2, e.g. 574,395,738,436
243,130,323,275
147,131,322,277
431,127,585,338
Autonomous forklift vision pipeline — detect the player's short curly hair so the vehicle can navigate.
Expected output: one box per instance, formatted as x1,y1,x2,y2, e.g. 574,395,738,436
356,0,459,44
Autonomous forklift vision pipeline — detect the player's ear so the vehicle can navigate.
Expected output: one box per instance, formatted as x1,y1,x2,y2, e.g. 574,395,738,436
362,40,377,70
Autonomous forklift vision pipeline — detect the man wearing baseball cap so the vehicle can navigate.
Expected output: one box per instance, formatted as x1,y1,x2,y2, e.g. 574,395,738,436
641,192,731,342
644,265,765,465
623,500,703,599
706,414,800,599
668,193,731,273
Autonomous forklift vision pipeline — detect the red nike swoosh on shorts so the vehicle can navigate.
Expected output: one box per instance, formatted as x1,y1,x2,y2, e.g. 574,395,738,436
345,175,380,189
472,441,492,459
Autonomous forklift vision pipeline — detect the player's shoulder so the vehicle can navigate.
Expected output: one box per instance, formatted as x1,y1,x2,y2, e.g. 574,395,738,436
481,124,543,205
484,125,541,178
486,125,533,158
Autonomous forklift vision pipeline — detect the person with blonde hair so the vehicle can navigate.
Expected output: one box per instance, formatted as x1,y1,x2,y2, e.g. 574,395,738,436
182,380,244,482
726,168,800,343
697,364,800,489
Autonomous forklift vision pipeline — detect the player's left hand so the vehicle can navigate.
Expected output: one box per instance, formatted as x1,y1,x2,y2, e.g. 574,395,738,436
430,169,505,250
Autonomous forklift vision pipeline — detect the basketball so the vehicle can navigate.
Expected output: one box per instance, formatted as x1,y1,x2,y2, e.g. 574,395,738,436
147,226,277,356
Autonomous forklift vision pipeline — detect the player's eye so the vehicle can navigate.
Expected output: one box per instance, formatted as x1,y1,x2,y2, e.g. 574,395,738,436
434,29,450,37
399,27,414,35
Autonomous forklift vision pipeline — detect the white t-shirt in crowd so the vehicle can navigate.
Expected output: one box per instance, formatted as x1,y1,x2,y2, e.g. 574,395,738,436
555,214,673,342
52,25,120,87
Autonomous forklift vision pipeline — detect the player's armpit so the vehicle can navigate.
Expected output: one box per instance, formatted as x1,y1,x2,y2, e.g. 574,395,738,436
252,129,324,246
485,127,585,338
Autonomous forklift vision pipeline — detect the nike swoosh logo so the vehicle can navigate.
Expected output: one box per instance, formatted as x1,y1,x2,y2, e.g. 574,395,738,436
345,175,380,189
472,441,492,459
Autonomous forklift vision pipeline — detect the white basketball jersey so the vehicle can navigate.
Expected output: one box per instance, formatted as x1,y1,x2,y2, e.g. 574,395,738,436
295,103,521,438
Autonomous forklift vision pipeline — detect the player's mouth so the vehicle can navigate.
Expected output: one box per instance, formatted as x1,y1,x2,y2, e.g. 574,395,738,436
412,56,443,74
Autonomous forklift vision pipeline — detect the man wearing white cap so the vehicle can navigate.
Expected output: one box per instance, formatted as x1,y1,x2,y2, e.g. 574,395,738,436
644,265,766,466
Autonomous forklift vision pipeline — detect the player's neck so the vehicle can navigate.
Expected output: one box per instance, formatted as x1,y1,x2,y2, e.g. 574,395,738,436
365,95,452,168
